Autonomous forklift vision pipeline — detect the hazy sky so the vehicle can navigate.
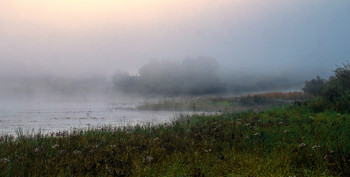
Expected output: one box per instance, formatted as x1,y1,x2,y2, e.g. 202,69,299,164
1,0,349,79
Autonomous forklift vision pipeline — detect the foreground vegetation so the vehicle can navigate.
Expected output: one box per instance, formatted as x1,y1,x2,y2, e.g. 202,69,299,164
1,103,350,176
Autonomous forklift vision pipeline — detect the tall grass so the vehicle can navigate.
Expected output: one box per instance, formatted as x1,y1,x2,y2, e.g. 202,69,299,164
138,92,308,112
1,103,349,176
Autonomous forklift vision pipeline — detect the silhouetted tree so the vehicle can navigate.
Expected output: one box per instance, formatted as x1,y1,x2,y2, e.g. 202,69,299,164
113,57,226,95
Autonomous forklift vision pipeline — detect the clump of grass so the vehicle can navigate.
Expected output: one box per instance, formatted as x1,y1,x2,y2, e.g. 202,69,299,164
1,104,350,176
138,92,307,113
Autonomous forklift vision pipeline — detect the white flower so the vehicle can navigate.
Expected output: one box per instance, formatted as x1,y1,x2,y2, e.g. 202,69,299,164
145,156,153,163
204,149,212,153
0,158,10,163
153,137,160,141
34,147,41,153
73,150,81,155
312,145,321,150
254,132,261,136
298,143,306,148
52,144,59,149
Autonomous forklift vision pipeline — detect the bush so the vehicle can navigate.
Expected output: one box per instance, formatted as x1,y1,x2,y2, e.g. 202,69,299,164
302,76,325,96
306,97,328,112
323,61,350,101
304,61,350,113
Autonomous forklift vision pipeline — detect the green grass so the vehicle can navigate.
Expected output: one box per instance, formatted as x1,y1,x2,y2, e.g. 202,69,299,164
1,104,350,176
137,95,297,112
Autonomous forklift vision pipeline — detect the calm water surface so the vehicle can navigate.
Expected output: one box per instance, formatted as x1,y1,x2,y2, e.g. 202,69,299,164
0,100,195,135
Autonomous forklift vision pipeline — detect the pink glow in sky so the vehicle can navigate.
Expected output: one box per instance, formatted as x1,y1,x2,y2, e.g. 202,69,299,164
0,0,349,78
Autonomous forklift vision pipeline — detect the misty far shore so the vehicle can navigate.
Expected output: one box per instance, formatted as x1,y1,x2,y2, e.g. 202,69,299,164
0,57,308,101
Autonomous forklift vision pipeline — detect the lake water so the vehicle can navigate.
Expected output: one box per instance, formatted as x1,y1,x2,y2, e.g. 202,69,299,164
0,100,194,136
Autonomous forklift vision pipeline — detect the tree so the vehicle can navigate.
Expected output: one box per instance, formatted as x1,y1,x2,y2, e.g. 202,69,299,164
302,75,325,96
323,61,350,101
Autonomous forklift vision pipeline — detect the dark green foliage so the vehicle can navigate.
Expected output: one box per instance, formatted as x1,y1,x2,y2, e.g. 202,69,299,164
306,97,328,112
304,62,350,113
303,75,326,96
323,62,350,101
1,105,350,176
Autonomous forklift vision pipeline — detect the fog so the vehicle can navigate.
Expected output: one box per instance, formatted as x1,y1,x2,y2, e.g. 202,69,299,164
1,0,350,99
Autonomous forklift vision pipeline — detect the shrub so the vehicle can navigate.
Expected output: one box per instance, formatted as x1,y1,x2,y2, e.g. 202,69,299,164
306,97,328,112
302,75,325,96
323,61,350,101
304,61,350,113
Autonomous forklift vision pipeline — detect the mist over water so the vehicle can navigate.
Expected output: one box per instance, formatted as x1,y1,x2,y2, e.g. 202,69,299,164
0,100,189,135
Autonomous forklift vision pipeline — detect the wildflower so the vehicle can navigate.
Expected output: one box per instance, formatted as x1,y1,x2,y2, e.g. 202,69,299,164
8,135,14,140
58,150,66,155
204,149,212,153
278,122,283,125
312,145,321,150
105,164,113,173
144,156,153,163
254,132,261,136
52,144,59,149
34,147,41,153
298,143,306,148
50,132,55,137
110,145,117,148
153,137,160,141
0,158,10,163
164,123,171,128
283,130,289,134
73,150,81,155
55,131,68,137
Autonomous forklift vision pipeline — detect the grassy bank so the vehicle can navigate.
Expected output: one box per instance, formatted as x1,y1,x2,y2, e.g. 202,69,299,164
1,103,350,176
138,91,309,112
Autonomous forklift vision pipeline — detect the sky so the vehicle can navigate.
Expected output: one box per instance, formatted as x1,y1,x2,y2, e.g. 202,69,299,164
1,0,350,79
